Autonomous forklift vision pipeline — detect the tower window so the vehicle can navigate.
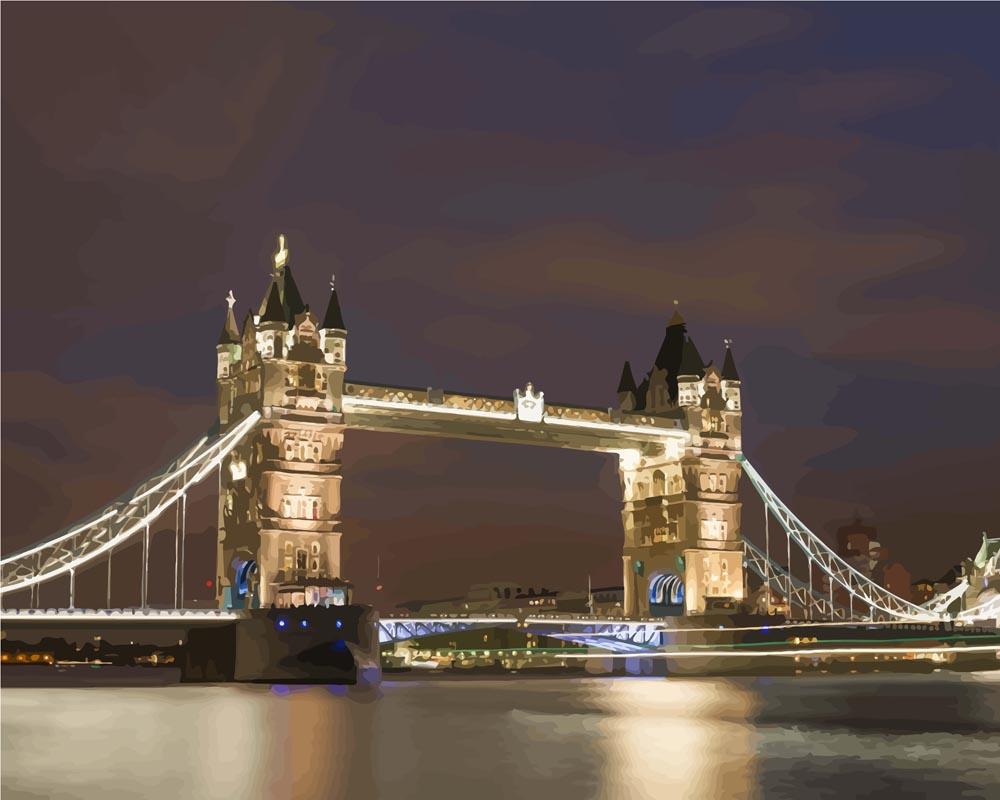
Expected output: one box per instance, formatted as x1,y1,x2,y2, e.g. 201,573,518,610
700,519,728,540
652,470,665,496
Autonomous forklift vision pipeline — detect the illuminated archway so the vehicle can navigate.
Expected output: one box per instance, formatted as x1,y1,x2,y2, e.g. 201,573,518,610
648,571,684,617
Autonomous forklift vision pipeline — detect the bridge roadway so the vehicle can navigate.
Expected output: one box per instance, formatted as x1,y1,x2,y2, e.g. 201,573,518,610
3,609,997,662
341,381,691,456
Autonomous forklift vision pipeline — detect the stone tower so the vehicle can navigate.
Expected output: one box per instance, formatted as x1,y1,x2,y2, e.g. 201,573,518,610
215,236,351,609
617,311,744,617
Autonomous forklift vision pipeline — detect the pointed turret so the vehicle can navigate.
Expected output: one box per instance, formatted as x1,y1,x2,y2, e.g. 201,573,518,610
257,282,285,359
218,290,240,345
320,274,347,368
617,361,636,393
676,337,705,407
321,276,346,331
216,290,242,381
617,361,637,411
260,281,286,325
678,337,705,378
720,338,742,411
721,342,740,382
650,302,687,407
654,310,686,372
634,375,649,411
282,264,307,327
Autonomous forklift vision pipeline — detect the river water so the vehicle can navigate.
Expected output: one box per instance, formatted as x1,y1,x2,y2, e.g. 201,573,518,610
3,673,999,799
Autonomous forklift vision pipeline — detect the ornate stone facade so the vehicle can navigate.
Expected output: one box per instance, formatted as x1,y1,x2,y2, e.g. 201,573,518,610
617,312,745,617
215,237,349,608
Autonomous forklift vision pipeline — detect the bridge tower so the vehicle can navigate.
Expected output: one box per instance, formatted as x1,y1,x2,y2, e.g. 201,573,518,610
215,236,351,609
618,312,744,617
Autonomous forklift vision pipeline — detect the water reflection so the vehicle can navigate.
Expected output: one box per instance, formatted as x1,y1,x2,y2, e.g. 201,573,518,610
585,679,757,799
3,675,999,799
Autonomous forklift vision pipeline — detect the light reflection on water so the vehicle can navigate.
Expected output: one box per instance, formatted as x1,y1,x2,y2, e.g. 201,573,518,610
3,674,999,799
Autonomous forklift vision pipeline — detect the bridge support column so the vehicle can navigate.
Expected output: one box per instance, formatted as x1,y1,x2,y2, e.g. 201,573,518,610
174,501,181,609
622,555,636,617
180,492,187,608
141,523,150,609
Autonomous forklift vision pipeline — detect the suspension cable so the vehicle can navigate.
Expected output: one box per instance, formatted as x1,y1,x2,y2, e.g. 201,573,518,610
764,505,771,614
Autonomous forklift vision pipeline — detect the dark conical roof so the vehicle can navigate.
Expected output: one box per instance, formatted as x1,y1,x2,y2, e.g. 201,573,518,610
721,345,740,381
617,361,636,393
321,284,346,330
634,376,650,410
281,265,307,328
654,316,686,372
218,303,240,345
678,337,705,377
260,281,287,325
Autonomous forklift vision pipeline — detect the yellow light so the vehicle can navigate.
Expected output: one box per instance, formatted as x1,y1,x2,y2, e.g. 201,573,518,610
274,234,288,269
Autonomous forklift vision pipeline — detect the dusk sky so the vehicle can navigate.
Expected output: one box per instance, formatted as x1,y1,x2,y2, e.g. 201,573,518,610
3,4,998,608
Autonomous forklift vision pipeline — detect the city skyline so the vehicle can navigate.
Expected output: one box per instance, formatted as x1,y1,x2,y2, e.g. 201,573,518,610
3,4,999,608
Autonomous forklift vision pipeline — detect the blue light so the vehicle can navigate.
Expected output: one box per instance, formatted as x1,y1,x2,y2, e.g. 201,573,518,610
277,618,287,629
335,619,343,630
300,619,309,629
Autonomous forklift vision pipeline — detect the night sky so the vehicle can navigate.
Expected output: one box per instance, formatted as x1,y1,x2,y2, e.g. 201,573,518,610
3,4,998,609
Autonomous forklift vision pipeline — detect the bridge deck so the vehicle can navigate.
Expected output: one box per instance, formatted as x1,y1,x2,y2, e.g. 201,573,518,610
343,381,689,454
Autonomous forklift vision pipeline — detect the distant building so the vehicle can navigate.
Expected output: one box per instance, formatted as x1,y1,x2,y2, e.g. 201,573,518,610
590,586,625,617
398,582,586,615
836,517,911,602
933,565,964,595
836,517,877,578
911,578,935,604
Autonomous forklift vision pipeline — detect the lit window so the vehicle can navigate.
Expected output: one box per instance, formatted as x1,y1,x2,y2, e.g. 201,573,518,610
700,519,727,540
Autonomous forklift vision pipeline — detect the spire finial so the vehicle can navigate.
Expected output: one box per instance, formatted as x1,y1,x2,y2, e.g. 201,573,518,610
330,273,336,291
226,290,236,310
673,299,679,306
274,234,288,270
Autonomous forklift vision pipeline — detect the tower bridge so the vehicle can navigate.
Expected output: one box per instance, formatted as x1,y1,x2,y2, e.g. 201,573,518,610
2,235,997,680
